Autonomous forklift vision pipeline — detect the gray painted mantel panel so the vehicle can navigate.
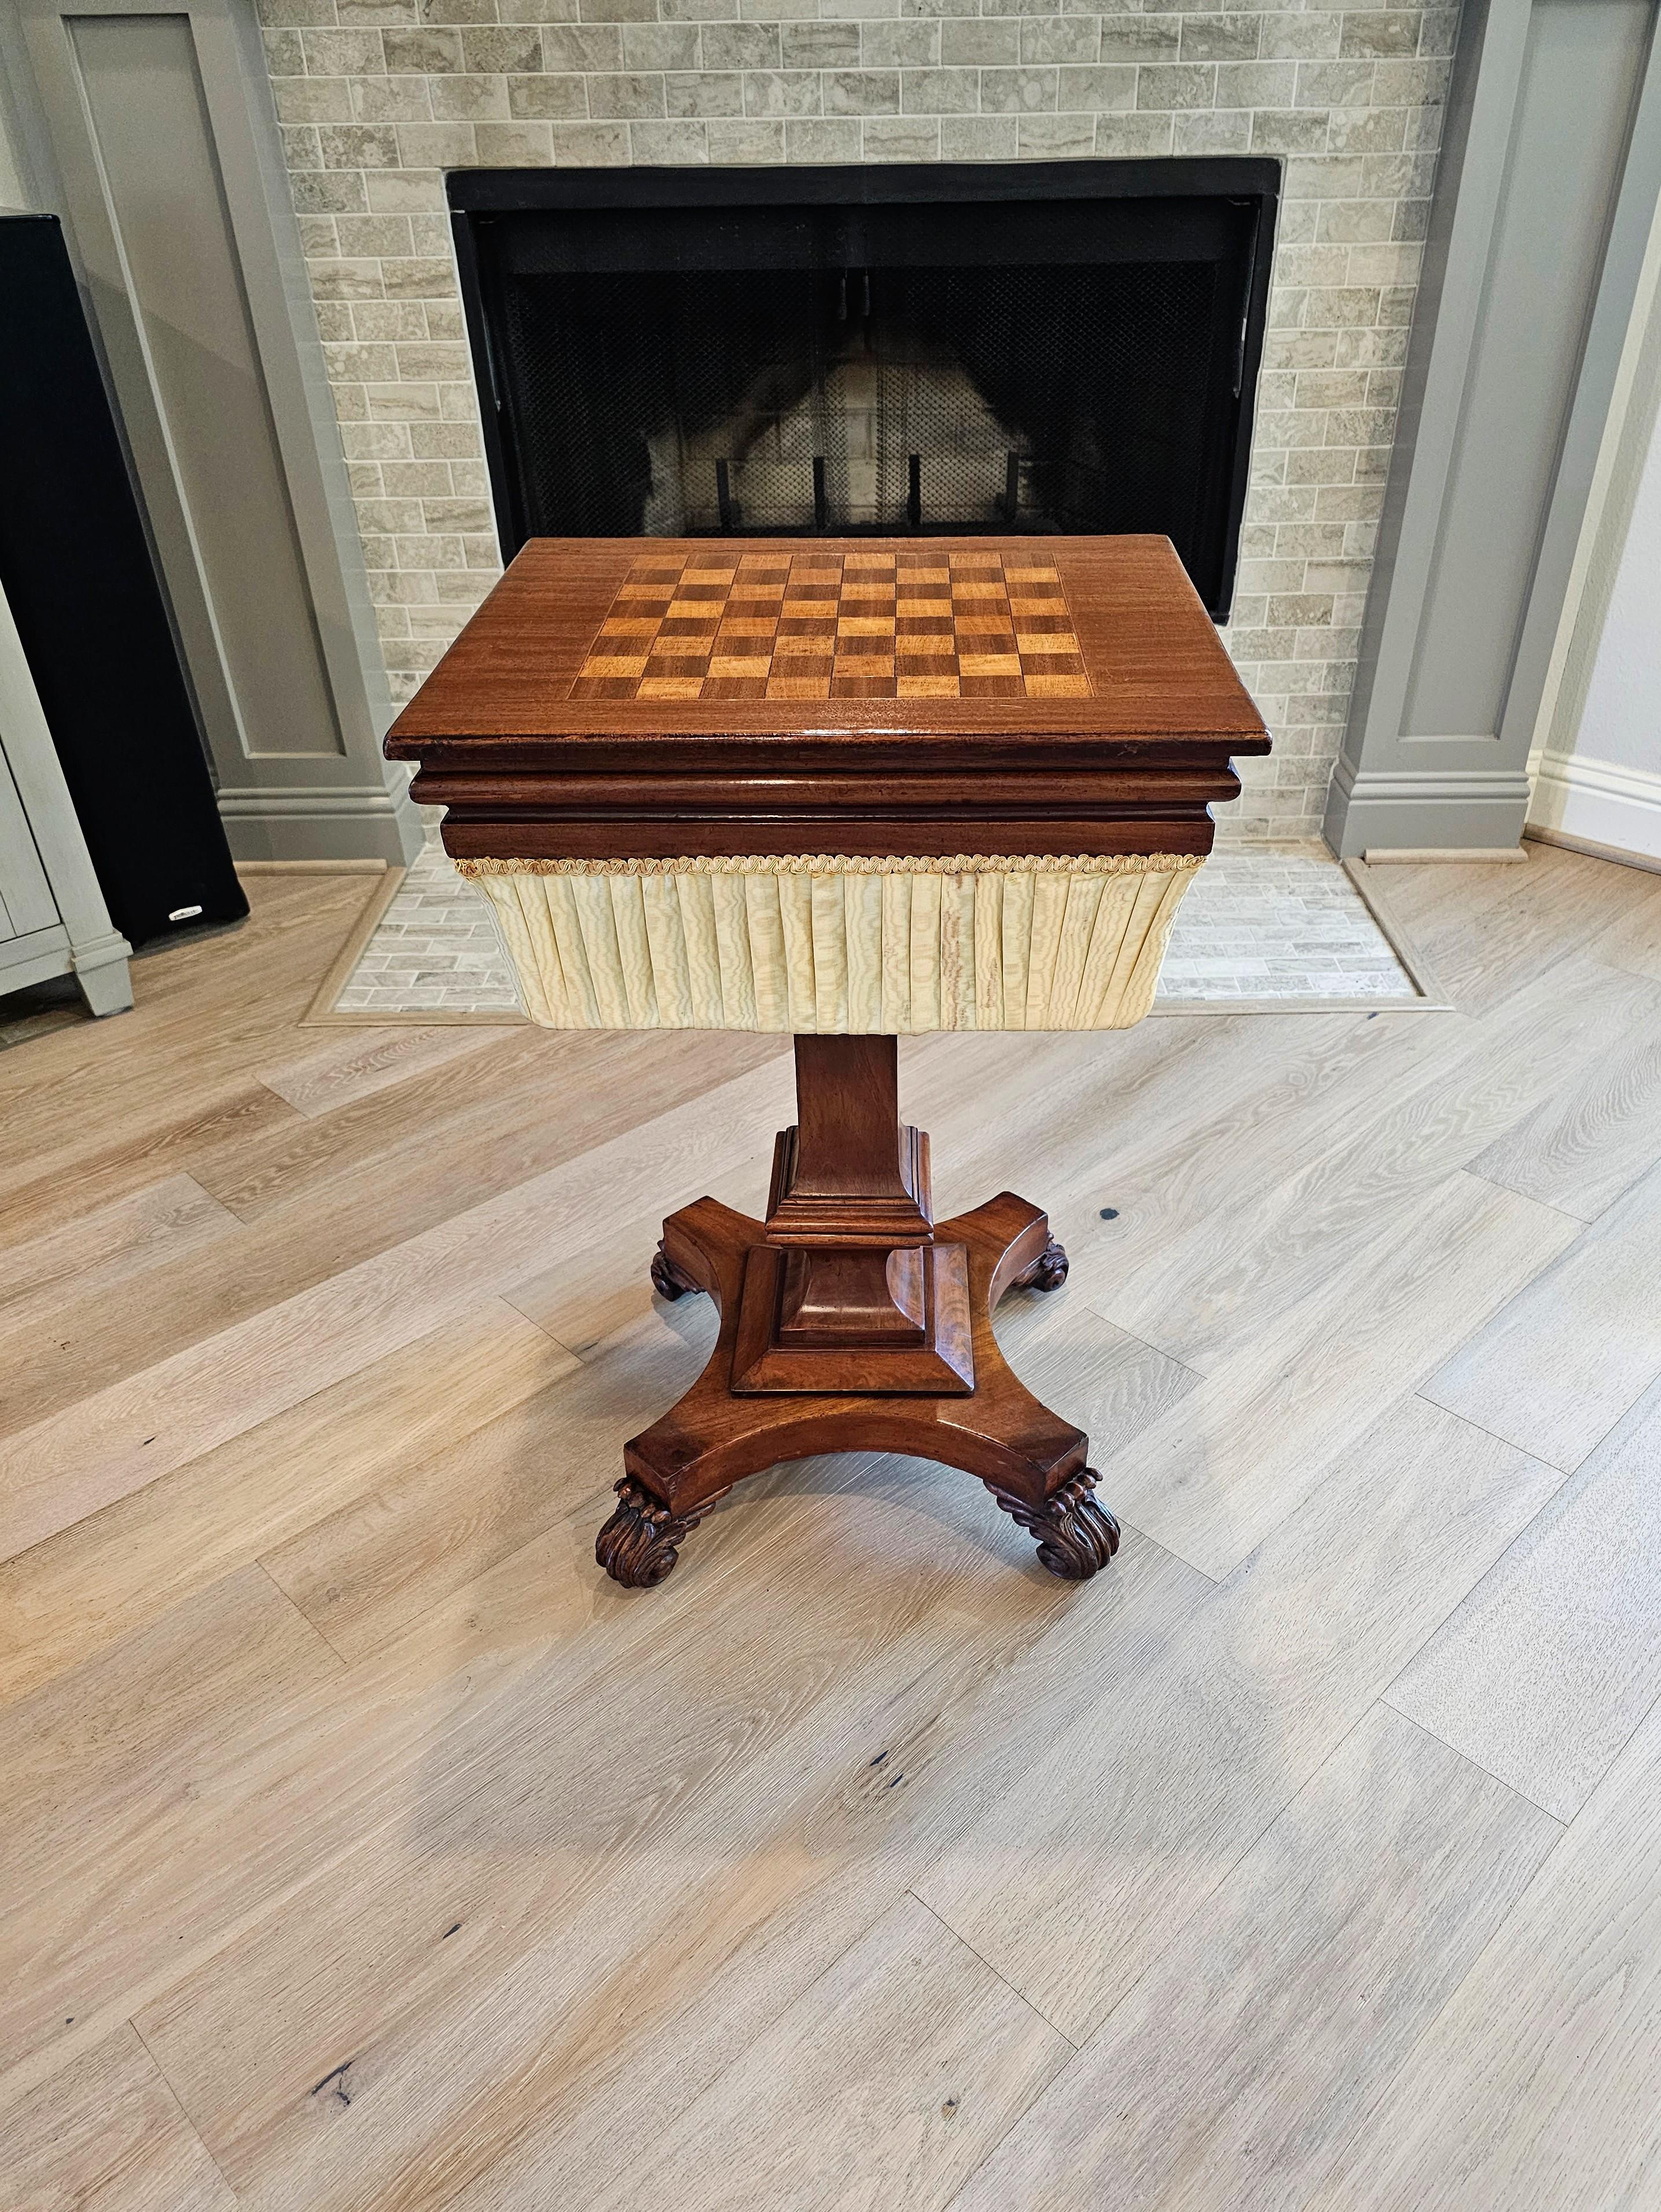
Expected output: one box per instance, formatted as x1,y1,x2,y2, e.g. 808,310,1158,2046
1326,0,1661,855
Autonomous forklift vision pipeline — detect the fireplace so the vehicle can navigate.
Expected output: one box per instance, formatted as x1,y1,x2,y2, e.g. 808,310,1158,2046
450,160,1276,623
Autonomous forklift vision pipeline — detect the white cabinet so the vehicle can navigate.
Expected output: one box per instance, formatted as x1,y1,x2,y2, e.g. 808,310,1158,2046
0,581,133,1018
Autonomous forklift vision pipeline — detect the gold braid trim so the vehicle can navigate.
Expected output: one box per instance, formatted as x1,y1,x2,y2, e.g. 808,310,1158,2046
454,851,1202,879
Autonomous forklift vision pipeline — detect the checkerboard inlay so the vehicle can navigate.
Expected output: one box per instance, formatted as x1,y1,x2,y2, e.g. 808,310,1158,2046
568,549,1094,702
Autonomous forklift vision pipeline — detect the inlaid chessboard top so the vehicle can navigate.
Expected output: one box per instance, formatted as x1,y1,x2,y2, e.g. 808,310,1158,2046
386,536,1271,754
569,549,1092,704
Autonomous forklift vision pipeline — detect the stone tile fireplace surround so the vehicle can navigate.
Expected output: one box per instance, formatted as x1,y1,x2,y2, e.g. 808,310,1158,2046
258,0,1457,841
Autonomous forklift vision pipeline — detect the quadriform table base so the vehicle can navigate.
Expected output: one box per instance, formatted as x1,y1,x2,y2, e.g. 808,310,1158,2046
595,1035,1120,1589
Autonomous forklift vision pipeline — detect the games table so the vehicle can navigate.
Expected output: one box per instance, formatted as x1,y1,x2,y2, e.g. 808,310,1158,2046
386,535,1268,1588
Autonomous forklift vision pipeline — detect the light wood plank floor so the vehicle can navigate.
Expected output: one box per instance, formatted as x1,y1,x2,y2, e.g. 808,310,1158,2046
5,841,1661,2211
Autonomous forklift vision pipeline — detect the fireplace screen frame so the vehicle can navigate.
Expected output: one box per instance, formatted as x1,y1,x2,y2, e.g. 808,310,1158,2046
449,158,1278,623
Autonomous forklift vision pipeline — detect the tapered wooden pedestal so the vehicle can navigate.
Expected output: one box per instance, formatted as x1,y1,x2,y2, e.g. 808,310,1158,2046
596,1036,1120,1588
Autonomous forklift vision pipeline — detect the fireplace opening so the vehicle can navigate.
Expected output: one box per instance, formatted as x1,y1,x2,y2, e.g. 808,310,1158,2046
451,160,1277,621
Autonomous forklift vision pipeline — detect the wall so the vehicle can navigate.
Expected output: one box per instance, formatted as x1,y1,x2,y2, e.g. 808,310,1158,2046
1533,382,1661,862
0,46,35,202
253,0,1457,838
1530,163,1661,870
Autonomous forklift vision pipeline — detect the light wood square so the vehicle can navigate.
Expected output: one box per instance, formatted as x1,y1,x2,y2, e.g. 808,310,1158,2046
1023,672,1092,696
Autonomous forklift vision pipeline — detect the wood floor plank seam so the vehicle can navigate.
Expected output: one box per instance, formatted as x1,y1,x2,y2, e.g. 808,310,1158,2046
942,1702,1564,2212
497,1291,584,1363
1384,1575,1661,1832
906,1890,1085,2051
1374,1694,1577,1824
128,2013,242,2207
1457,1166,1594,1225
252,1557,352,1674
1284,1731,1577,2210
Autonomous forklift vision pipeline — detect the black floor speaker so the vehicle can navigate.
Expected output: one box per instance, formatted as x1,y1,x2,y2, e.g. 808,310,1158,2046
0,209,246,948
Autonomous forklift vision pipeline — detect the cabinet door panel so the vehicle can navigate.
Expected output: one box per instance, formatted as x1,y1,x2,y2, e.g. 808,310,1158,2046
0,744,61,942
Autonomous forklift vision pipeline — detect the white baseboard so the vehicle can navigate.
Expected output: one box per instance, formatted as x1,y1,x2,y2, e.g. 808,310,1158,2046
1528,749,1661,866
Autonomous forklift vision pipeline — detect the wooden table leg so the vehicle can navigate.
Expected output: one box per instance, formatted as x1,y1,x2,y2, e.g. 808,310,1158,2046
596,1037,1120,1589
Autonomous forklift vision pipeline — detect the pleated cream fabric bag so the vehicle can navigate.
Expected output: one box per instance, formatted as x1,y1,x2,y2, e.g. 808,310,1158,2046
459,849,1200,1033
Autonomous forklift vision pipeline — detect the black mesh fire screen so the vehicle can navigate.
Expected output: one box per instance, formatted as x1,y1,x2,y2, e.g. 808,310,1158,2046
450,160,1277,621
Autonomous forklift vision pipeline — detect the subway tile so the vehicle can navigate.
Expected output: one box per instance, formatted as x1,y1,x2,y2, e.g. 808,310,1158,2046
861,20,941,64
1056,63,1136,110
701,22,780,68
1298,57,1377,106
383,25,463,67
276,77,356,123
899,66,979,109
863,114,942,157
1018,111,1094,156
981,65,1058,111
354,76,436,120
459,25,542,69
1135,62,1215,108
940,16,1018,63
1179,12,1259,61
1175,105,1250,152
1096,16,1180,61
1259,11,1343,60
781,22,861,65
940,112,1017,157
785,116,863,158
429,74,512,118
1214,59,1296,106
507,72,588,115
743,69,821,113
585,71,668,115
622,23,700,67
540,24,621,65
1093,109,1175,156
550,117,631,159
1020,15,1099,62
1341,10,1421,57
706,117,787,159
666,69,744,113
824,68,901,112
473,119,556,159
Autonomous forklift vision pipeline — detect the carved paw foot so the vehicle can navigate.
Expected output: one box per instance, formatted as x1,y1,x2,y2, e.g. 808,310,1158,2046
989,1470,1120,1581
650,1241,700,1302
595,1478,703,1589
1013,1236,1069,1293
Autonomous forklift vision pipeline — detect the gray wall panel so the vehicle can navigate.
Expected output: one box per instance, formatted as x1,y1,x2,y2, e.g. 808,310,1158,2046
1402,0,1652,742
69,12,343,763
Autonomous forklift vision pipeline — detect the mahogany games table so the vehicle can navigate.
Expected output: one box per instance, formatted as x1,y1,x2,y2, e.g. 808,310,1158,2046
386,535,1269,1588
